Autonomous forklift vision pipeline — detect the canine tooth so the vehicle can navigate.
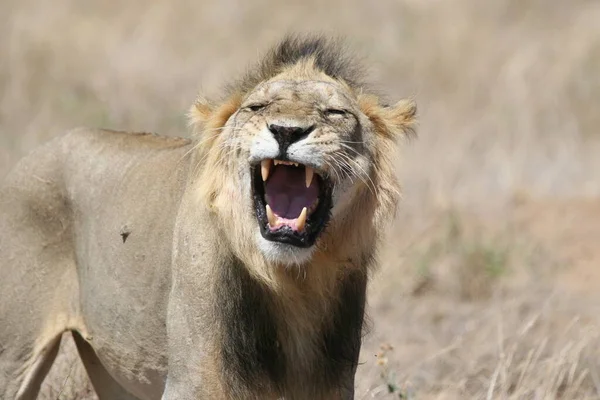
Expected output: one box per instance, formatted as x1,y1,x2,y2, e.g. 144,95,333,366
296,207,307,231
305,166,314,188
261,159,271,181
266,204,277,226
274,160,280,166
293,163,298,167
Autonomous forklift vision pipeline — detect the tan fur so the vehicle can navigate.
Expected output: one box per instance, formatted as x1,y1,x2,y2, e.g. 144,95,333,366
185,60,416,392
0,36,416,399
192,61,415,294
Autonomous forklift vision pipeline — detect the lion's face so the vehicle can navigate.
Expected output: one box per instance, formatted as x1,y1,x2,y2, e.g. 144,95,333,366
219,75,377,264
193,56,415,268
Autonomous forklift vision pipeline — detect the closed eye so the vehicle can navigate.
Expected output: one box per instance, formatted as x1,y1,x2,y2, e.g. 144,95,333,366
247,104,267,112
324,108,346,116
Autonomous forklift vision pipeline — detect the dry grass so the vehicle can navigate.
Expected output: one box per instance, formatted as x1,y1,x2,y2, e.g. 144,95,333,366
1,0,600,398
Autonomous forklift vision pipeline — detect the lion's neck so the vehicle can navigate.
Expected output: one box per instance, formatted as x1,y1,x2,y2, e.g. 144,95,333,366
214,255,367,397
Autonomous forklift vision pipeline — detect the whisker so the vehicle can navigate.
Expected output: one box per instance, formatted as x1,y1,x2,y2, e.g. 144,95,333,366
339,143,369,159
178,126,250,168
333,151,376,195
177,134,222,165
322,159,343,184
337,139,366,144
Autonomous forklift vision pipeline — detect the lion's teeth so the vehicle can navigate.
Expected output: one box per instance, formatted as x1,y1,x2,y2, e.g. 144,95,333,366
266,204,276,226
296,207,307,231
305,166,314,188
261,159,271,182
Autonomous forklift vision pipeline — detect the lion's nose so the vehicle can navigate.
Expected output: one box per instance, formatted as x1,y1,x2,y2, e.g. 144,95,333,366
268,124,315,154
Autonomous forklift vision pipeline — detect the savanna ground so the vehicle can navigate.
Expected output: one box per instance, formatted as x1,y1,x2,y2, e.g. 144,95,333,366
1,0,600,398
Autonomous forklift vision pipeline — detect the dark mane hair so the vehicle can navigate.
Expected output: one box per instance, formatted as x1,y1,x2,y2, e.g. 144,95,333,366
227,34,368,96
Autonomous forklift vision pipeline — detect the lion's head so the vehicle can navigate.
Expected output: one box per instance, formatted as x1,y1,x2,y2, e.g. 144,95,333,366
189,35,416,273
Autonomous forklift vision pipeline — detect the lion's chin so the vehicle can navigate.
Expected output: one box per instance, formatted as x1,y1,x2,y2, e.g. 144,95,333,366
255,231,317,266
251,159,333,249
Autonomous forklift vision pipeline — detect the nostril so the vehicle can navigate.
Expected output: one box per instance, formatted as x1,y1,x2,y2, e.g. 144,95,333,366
268,124,315,155
267,124,283,136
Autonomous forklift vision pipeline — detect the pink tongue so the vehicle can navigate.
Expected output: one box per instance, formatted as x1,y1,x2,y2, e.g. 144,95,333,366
265,165,319,219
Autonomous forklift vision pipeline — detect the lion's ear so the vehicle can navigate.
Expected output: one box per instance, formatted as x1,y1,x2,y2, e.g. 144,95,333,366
188,97,215,128
358,95,417,140
188,94,243,133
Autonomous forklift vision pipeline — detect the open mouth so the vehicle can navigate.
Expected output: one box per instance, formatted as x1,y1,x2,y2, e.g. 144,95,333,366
252,159,333,248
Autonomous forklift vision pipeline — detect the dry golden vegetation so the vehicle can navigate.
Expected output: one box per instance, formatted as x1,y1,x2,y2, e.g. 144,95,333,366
1,0,600,398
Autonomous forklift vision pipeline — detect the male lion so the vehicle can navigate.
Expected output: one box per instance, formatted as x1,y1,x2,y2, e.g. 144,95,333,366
0,35,416,399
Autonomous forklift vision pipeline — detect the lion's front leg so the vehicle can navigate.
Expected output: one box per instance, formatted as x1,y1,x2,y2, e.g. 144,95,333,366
162,282,227,400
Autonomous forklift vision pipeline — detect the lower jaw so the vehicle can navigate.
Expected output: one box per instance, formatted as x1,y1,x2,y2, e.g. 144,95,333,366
255,204,325,247
259,227,315,248
266,204,318,233
244,233,316,269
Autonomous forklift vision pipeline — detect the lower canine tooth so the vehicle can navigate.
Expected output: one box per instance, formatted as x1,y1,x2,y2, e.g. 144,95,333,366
266,204,277,226
296,207,307,231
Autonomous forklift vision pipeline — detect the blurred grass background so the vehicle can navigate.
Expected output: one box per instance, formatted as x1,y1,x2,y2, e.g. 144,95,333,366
1,0,600,398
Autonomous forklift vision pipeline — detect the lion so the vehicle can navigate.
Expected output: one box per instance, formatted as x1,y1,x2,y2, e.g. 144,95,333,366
0,35,416,399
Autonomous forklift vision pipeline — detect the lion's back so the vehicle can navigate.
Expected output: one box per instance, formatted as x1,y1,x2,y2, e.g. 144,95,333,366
1,127,193,239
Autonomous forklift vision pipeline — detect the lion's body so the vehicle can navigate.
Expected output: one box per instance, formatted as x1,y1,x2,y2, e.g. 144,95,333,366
0,35,415,399
0,129,193,399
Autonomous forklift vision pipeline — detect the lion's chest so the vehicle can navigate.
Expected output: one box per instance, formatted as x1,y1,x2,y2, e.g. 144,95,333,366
215,258,367,397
